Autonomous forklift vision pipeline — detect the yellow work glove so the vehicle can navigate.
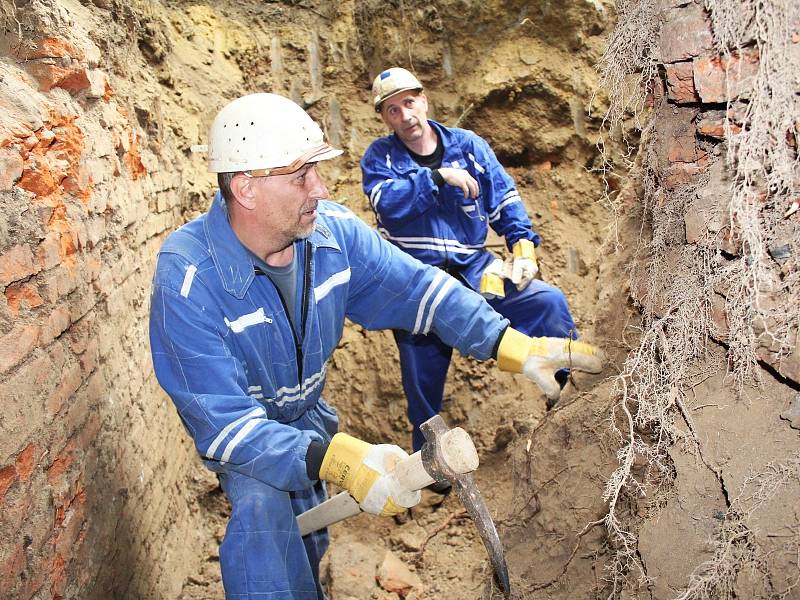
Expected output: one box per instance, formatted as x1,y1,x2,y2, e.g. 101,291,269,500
496,327,604,401
479,258,507,299
511,240,539,291
319,433,421,516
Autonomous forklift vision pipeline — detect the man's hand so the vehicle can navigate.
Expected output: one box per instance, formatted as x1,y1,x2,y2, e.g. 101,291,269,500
510,240,539,291
496,328,604,401
479,258,506,299
319,433,421,516
438,167,479,199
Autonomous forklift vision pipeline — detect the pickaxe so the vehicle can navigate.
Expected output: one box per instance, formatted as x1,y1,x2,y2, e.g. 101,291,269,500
297,415,511,598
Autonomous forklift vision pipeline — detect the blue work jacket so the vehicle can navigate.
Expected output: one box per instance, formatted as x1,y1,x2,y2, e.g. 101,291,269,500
360,120,540,290
149,195,508,492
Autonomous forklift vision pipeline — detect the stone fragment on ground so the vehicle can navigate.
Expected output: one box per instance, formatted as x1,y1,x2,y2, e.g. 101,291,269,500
324,540,381,599
376,551,423,598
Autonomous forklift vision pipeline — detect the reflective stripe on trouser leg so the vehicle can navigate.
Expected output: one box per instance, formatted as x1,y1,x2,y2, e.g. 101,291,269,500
219,471,329,600
393,329,453,452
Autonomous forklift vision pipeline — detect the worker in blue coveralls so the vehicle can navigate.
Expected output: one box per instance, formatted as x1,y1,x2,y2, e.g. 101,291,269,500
361,67,583,456
149,92,603,600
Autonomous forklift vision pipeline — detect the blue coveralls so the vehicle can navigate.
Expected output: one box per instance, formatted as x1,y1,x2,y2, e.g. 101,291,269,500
361,120,577,450
149,195,508,599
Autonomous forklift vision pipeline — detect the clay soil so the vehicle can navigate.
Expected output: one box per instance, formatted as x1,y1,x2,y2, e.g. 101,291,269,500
166,3,631,597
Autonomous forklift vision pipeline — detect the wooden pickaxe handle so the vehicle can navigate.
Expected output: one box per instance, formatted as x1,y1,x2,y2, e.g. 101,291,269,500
296,427,478,536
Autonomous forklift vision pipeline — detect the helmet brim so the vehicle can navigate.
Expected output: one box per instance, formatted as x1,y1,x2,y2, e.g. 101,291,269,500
248,143,344,177
375,86,423,112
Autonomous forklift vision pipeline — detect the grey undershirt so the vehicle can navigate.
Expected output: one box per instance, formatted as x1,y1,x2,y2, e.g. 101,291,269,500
249,249,299,334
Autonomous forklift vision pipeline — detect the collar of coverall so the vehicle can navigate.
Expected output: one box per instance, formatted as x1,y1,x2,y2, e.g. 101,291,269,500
207,192,341,299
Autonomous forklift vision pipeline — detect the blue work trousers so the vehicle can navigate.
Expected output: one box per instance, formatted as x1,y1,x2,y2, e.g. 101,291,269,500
394,278,577,451
218,471,330,600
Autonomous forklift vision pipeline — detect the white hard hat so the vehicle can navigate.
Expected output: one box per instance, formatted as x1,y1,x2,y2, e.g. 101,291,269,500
207,93,342,175
372,67,423,112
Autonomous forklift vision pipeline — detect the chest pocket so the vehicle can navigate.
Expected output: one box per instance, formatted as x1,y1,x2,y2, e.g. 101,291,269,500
222,304,283,398
445,158,485,221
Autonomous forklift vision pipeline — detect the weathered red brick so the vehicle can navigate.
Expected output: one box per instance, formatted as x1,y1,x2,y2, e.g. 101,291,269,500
693,49,759,103
0,465,17,500
0,245,37,287
79,338,99,375
45,362,83,417
54,488,87,557
66,319,92,355
27,63,75,93
50,552,66,599
22,134,39,151
61,164,93,203
41,306,71,346
696,110,743,138
719,227,740,255
665,61,700,104
659,3,714,63
35,232,62,271
667,122,702,163
17,155,62,198
103,78,113,101
47,438,78,488
20,37,84,61
0,324,40,374
18,116,84,205
0,545,25,594
124,130,147,180
0,146,24,190
15,444,37,481
58,68,92,94
377,551,422,597
40,265,80,303
4,282,44,316
49,119,85,183
663,162,703,190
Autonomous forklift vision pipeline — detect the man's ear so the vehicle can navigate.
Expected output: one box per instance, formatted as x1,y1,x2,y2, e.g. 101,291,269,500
229,174,257,210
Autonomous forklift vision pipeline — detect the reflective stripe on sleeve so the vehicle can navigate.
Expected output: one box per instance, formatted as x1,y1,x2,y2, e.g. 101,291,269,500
488,190,521,222
206,407,266,459
315,268,351,302
468,153,486,174
413,271,447,334
421,276,456,334
180,265,197,298
220,418,268,465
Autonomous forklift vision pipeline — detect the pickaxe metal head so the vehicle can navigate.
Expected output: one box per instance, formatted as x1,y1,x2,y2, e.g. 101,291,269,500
420,415,511,598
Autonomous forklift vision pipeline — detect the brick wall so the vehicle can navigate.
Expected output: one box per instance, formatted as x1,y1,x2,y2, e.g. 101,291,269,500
641,0,799,385
0,31,206,598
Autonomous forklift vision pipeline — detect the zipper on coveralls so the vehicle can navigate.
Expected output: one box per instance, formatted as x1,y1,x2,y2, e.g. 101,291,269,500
253,239,312,388
297,240,312,385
